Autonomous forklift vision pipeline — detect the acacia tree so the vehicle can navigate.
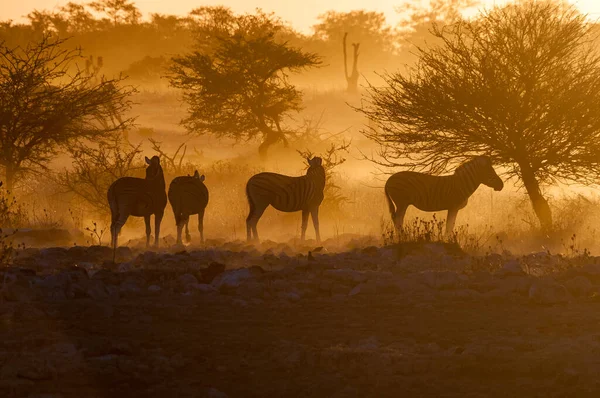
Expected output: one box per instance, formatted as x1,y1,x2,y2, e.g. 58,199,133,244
169,10,321,159
360,0,600,231
0,35,135,191
89,0,141,26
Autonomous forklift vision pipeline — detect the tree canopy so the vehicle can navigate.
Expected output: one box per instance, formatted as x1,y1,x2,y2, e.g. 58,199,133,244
360,0,600,230
168,10,321,158
0,35,135,191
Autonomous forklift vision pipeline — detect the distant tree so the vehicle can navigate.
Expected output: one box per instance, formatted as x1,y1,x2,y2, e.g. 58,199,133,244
89,0,141,26
58,2,97,33
59,133,143,215
396,0,480,57
313,10,394,54
0,35,135,192
169,10,321,158
360,0,600,231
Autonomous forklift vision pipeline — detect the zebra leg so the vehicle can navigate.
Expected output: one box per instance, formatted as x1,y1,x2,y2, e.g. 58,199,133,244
446,208,459,235
175,216,184,245
300,209,309,241
247,204,268,242
198,208,205,243
111,202,130,249
144,215,152,248
394,204,408,236
311,207,321,243
185,217,192,243
154,211,164,248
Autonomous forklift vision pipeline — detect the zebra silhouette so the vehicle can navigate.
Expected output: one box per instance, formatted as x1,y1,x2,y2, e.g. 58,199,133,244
107,155,167,253
385,156,503,234
246,157,326,242
168,170,209,245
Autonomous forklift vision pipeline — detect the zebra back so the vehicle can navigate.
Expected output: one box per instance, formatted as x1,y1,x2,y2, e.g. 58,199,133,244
168,171,209,216
107,155,167,217
246,157,326,213
385,156,502,212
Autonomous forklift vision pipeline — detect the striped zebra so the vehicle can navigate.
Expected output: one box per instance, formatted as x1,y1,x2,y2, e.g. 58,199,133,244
385,156,504,234
246,157,326,242
107,155,167,252
168,170,209,245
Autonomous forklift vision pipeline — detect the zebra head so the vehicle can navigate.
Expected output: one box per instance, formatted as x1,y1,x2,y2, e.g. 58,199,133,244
306,156,326,187
193,170,206,182
473,156,504,191
144,156,163,180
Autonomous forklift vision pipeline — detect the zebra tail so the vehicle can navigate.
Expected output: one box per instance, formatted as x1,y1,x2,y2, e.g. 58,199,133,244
108,185,118,263
384,185,396,219
245,182,254,219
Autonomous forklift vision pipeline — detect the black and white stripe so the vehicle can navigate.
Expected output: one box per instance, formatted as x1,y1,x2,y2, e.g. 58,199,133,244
385,156,504,234
168,170,209,244
246,157,326,242
107,155,168,251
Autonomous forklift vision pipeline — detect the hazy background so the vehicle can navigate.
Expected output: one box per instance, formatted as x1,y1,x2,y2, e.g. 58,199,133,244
2,0,600,255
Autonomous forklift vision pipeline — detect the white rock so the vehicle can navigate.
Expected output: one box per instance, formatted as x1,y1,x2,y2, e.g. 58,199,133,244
495,260,525,277
211,268,253,291
323,269,368,284
529,280,569,304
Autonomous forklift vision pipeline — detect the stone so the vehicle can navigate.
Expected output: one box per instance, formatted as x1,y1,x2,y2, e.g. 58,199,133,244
178,273,199,290
417,271,461,290
211,268,254,292
565,276,593,297
495,260,526,277
148,285,162,294
200,262,226,283
529,280,569,304
323,269,368,285
190,283,218,294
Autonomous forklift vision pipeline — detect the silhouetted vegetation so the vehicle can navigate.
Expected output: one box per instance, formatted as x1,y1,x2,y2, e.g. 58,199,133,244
168,10,322,159
0,35,135,191
361,0,600,231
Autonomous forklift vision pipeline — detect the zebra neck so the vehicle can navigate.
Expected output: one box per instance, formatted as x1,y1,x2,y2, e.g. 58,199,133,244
456,171,480,199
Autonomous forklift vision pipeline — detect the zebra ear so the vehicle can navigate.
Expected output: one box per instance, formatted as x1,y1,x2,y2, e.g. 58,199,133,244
145,156,151,165
194,170,200,179
200,175,205,182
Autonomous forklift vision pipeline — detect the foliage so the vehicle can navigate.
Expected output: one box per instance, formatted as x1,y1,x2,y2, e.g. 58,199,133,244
0,183,27,228
89,0,141,26
0,35,135,191
148,138,191,176
57,133,143,216
360,0,600,231
297,140,351,214
168,9,322,158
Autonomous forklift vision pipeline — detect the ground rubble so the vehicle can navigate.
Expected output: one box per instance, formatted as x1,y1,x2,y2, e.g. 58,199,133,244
3,241,600,397
4,241,600,307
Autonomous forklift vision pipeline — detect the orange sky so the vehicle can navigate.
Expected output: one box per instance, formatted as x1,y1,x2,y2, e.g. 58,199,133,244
3,0,600,32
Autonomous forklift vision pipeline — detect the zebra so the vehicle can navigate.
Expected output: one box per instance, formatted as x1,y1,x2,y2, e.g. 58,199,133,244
384,155,504,235
246,157,326,242
168,170,209,245
107,155,167,253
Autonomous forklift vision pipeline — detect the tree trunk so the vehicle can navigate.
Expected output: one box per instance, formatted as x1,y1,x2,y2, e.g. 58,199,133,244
4,164,15,193
520,166,553,231
343,33,360,94
258,129,285,160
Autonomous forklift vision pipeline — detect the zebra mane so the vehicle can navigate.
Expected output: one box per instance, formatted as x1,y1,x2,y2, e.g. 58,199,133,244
454,156,487,175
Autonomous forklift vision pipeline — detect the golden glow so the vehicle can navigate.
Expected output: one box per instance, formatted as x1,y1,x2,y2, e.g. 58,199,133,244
3,1,600,33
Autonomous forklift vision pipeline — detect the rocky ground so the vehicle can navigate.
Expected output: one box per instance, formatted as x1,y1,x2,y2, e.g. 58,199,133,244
3,238,600,397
